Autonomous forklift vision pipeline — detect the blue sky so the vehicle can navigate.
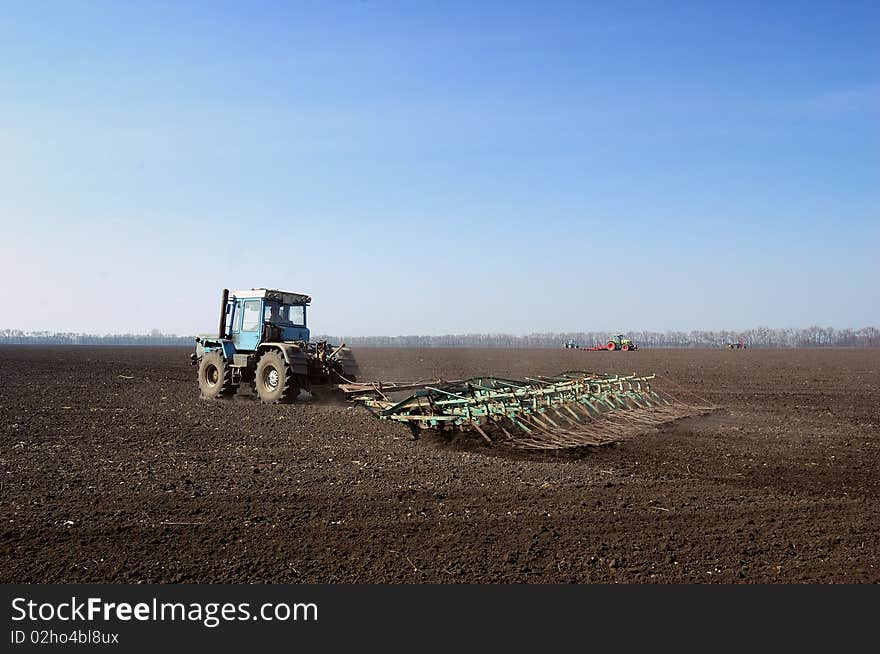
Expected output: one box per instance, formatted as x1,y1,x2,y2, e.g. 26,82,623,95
1,1,877,335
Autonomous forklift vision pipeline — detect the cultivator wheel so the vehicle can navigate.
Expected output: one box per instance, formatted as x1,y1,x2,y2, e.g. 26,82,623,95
345,371,716,450
255,350,299,403
198,351,236,400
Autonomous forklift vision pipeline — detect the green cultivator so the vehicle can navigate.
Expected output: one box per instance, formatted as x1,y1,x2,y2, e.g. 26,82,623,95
342,371,714,450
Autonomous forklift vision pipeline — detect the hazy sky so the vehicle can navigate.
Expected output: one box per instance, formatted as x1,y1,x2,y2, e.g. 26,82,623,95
2,1,878,336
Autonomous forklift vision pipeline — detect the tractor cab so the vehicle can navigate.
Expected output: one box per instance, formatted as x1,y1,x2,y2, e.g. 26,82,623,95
223,289,311,351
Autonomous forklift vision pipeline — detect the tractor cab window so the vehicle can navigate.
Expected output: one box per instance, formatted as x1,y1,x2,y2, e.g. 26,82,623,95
285,304,305,326
264,302,305,327
241,300,261,332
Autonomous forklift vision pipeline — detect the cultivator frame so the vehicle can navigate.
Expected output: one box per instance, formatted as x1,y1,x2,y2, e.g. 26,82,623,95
342,371,713,450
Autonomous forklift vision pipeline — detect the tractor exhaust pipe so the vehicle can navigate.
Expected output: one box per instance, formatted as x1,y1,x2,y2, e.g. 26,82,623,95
218,288,229,338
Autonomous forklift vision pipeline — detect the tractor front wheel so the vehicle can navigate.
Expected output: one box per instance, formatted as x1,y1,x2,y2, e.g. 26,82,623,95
198,351,235,399
622,344,630,351
255,350,299,403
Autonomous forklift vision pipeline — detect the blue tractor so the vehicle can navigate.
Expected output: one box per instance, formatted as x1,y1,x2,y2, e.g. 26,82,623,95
192,288,359,403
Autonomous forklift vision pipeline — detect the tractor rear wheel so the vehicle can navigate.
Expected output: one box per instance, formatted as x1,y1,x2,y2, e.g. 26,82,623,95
255,350,299,403
198,351,235,399
607,342,616,351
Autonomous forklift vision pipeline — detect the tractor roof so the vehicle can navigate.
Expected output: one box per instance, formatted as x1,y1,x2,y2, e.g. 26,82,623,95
230,288,312,304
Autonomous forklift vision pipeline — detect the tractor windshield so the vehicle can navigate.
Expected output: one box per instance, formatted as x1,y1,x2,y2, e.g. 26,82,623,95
264,302,306,327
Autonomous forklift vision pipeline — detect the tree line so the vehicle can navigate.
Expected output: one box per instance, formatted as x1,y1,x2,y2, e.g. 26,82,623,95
320,326,879,348
3,326,875,347
0,330,192,346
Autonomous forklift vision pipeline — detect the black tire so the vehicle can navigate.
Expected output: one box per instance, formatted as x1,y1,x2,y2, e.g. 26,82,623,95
336,348,360,382
254,350,299,403
198,351,235,399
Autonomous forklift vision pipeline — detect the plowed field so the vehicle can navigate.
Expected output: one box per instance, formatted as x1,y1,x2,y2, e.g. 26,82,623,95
1,346,877,583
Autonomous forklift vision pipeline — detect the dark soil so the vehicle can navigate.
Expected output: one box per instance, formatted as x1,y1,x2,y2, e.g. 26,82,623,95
1,346,877,583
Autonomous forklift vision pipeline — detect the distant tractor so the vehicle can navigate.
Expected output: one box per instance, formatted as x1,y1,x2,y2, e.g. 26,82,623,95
563,339,579,349
606,334,638,351
727,340,748,349
192,288,359,403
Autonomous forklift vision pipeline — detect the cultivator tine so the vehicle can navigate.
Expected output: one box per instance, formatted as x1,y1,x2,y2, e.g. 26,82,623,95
349,370,716,450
